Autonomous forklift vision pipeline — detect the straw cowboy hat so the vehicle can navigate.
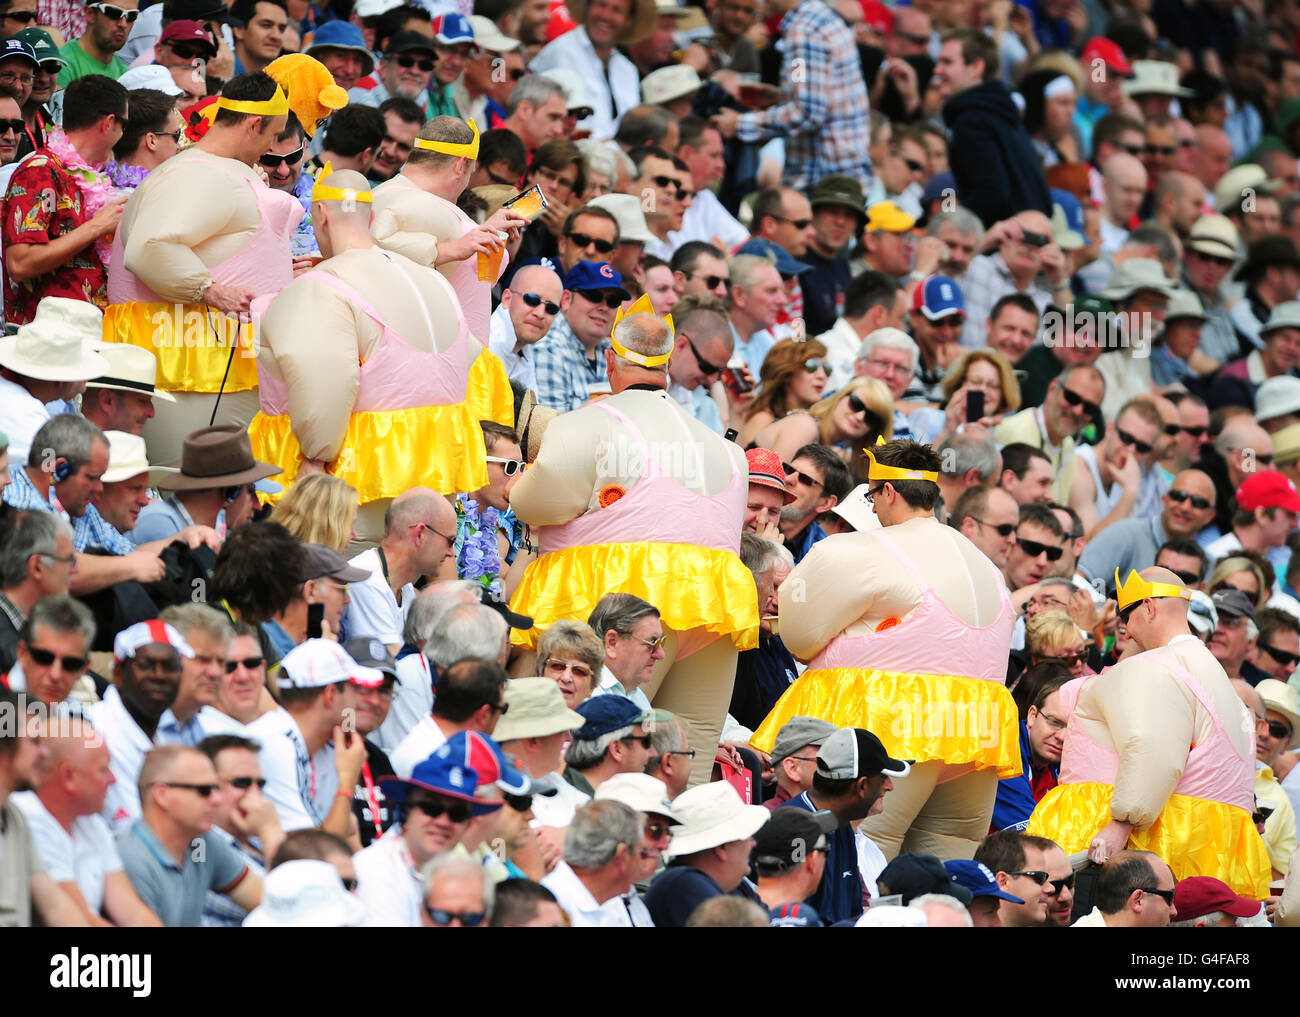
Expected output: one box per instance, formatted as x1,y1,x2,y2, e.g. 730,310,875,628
517,389,558,464
565,0,658,44
85,343,176,402
0,298,108,381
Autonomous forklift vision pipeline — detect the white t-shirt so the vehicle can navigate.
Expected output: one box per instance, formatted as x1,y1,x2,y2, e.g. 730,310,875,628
12,791,121,915
389,715,450,779
541,859,632,928
89,686,157,834
246,706,339,832
343,547,415,646
374,652,434,754
353,830,421,927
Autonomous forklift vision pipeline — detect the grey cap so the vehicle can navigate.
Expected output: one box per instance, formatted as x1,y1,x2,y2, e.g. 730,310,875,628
815,727,910,781
300,542,371,584
770,716,838,764
343,637,397,678
1211,588,1256,623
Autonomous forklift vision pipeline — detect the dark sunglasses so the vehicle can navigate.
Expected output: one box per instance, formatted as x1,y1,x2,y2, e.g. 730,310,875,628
520,291,560,315
1190,249,1235,268
847,391,885,432
1263,645,1300,668
1178,425,1208,438
645,820,672,840
1119,143,1143,156
406,798,474,823
224,656,264,673
259,144,304,169
1168,568,1202,586
1268,719,1295,740
1018,230,1051,249
576,289,623,309
972,517,1016,537
1137,886,1176,905
1060,385,1100,417
782,461,823,490
425,905,486,926
1116,425,1154,456
1009,869,1050,885
167,41,211,60
688,336,724,375
90,2,139,20
1227,448,1273,465
162,782,217,796
0,117,24,135
1162,423,1181,436
396,54,435,71
1166,488,1212,510
903,157,925,173
566,230,615,254
621,734,654,749
504,792,533,812
776,215,812,230
650,174,689,200
227,776,268,790
1,9,36,21
685,271,729,290
1045,872,1075,896
26,646,88,671
1017,537,1064,561
151,128,183,144
1143,143,1176,156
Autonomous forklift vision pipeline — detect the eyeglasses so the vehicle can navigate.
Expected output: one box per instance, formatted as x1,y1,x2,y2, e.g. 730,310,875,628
487,700,510,715
166,41,211,61
37,551,76,566
1038,649,1086,668
1268,719,1295,740
226,776,268,790
1060,385,1100,418
485,166,517,186
684,271,729,290
395,54,435,71
224,656,264,673
782,461,823,490
1262,644,1300,668
0,117,23,135
26,646,88,671
420,521,457,544
627,633,667,651
359,683,395,700
565,230,615,254
621,733,655,748
1045,873,1075,896
520,291,560,315
0,72,33,86
259,144,304,169
161,782,218,796
543,658,593,681
1226,447,1273,466
575,289,623,309
645,820,672,839
1016,537,1064,562
1,9,36,22
130,655,182,674
847,391,885,432
1007,869,1050,885
1178,425,1208,438
406,798,474,823
485,455,524,476
863,356,911,377
802,358,825,373
1166,489,1213,510
687,336,724,376
650,175,690,200
972,518,1016,537
90,3,140,21
661,748,696,760
425,904,486,926
1115,426,1154,456
150,128,183,144
1136,886,1176,905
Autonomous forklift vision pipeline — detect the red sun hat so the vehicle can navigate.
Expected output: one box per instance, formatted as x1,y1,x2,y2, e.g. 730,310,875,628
747,447,796,504
1235,470,1300,513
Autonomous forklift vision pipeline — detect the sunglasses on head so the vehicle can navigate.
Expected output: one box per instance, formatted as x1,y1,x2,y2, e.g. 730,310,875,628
1116,425,1154,456
406,797,473,823
425,905,486,926
1263,645,1300,669
576,289,622,309
227,776,267,790
486,455,524,476
1166,488,1212,510
1268,719,1294,740
565,230,614,254
90,2,139,20
1060,385,1100,418
224,656,264,672
846,391,884,432
1017,537,1064,561
396,54,435,71
519,291,560,315
0,117,23,135
27,646,88,671
259,144,304,169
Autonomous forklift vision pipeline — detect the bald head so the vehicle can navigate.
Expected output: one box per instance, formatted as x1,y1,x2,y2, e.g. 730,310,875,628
1125,566,1193,649
313,167,375,257
1014,210,1051,236
1170,469,1215,501
1233,677,1266,723
510,263,563,296
1216,419,1273,485
385,487,451,537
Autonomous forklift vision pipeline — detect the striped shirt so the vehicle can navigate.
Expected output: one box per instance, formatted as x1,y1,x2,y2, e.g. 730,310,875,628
532,313,611,412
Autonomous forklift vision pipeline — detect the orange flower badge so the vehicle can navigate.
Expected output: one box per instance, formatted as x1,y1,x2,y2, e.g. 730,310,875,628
599,484,626,508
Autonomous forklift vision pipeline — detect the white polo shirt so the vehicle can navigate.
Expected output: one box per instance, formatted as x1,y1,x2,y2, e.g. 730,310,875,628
353,830,421,927
12,791,121,914
389,715,450,779
90,686,157,834
541,860,632,928
343,547,415,646
246,706,339,832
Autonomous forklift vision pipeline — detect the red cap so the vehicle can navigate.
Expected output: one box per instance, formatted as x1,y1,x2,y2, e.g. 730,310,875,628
159,19,216,55
1081,37,1133,76
859,0,893,35
746,447,796,504
1171,877,1260,922
1235,470,1300,513
545,1,576,42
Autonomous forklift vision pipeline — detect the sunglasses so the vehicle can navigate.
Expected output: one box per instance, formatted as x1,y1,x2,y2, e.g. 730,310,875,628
1190,249,1236,268
1017,537,1064,561
685,271,729,290
396,54,436,71
259,144,304,169
1008,869,1050,885
520,291,560,315
565,230,615,254
544,658,593,681
1039,649,1086,667
504,792,533,812
1115,425,1154,456
1060,385,1100,418
802,358,825,373
425,905,486,926
1162,423,1181,436
1137,886,1176,905
1268,719,1295,739
151,129,183,144
1168,568,1202,586
1166,489,1212,510
224,656,264,673
406,798,474,823
167,41,210,60
687,336,724,375
1178,425,1208,438
650,174,690,200
903,157,925,174
1143,143,1176,156
1119,143,1143,156
90,2,139,20
646,820,672,840
630,633,667,651
847,391,885,432
576,289,623,309
227,776,268,790
774,214,812,229
1,9,36,21
0,117,23,135
1018,229,1051,249
486,455,524,476
26,646,88,671
1227,447,1273,466
1263,644,1300,668
972,517,1016,537
162,782,218,796
621,733,655,748
1045,873,1075,896
782,461,823,490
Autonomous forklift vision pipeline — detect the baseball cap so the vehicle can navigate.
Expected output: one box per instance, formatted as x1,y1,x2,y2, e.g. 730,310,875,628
159,19,217,53
385,29,436,55
354,0,403,16
118,64,187,96
573,695,649,740
113,619,195,663
1171,876,1260,922
734,237,811,277
379,733,501,814
342,637,397,679
442,729,532,795
594,772,680,822
769,716,837,764
816,727,910,781
276,638,384,690
1081,36,1132,76
1187,590,1219,638
911,274,965,320
865,200,916,233
1253,375,1300,423
751,808,837,873
479,585,533,631
467,14,519,53
562,259,630,298
879,853,973,906
1211,588,1256,623
431,12,475,44
944,859,1025,903
0,37,39,69
491,677,585,742
299,542,371,584
746,446,796,504
859,0,893,34
1235,470,1300,513
15,28,64,65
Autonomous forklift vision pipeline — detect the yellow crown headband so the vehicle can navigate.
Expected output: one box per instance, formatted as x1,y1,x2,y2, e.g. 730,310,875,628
217,84,290,117
864,435,938,483
412,118,480,160
311,162,373,205
610,294,673,368
1115,569,1193,611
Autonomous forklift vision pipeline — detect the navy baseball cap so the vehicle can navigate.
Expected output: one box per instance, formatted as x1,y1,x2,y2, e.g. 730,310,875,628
735,237,811,277
573,696,648,740
921,171,955,209
0,37,38,68
945,859,1025,903
911,274,965,320
879,853,973,906
432,12,475,44
562,260,630,297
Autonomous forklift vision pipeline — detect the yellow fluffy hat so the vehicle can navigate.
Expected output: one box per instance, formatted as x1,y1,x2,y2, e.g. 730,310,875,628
265,53,348,138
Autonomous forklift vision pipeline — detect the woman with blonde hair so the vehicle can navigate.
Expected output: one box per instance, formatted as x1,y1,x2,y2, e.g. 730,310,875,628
269,473,360,554
751,376,893,480
735,338,830,447
535,619,605,709
1025,611,1090,678
910,349,1021,445
1208,555,1272,613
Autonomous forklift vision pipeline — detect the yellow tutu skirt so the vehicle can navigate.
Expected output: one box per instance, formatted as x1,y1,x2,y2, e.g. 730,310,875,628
751,668,1022,778
1026,782,1272,899
508,542,759,651
248,402,488,504
103,301,259,393
466,347,513,428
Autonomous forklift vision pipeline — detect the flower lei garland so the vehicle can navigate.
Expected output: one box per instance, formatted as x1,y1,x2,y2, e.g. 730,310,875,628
44,128,124,266
454,494,503,597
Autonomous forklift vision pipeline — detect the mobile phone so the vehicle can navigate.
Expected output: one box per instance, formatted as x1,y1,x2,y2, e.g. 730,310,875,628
723,360,752,394
1020,229,1051,248
307,601,325,640
502,183,548,221
966,389,985,422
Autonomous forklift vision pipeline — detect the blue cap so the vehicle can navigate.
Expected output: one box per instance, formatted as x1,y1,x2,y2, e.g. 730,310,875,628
921,171,955,210
0,37,38,68
306,21,376,75
574,696,648,740
1051,188,1084,234
913,274,965,320
944,859,1025,903
432,12,475,44
378,732,503,815
735,237,811,277
562,259,630,297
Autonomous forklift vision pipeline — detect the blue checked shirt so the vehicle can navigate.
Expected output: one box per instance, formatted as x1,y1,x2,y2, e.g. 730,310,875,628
73,504,135,555
734,0,872,190
2,463,58,513
531,312,611,412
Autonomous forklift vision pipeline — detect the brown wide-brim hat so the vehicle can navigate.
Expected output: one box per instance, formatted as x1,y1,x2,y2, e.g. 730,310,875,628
157,424,282,490
566,0,658,45
517,389,558,464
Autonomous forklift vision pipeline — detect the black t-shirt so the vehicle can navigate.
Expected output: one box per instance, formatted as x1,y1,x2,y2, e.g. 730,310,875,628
352,739,396,848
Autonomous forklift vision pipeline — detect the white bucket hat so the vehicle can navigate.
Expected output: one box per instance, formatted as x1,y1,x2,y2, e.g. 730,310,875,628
1122,59,1192,98
1257,679,1300,750
594,772,681,822
587,192,656,246
101,430,181,485
85,343,176,402
0,298,109,381
664,780,769,858
642,64,701,106
243,860,368,927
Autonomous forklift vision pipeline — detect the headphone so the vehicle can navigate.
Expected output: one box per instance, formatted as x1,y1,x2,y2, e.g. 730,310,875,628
52,458,71,483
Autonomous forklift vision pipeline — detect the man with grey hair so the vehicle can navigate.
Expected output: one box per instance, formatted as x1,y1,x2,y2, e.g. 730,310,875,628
6,595,95,709
854,327,920,438
645,710,692,800
419,853,496,927
925,207,984,282
500,74,568,152
725,254,787,379
390,653,509,778
540,799,644,927
935,434,1002,522
0,510,75,673
158,604,234,745
763,716,837,811
565,696,658,795
588,592,662,713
